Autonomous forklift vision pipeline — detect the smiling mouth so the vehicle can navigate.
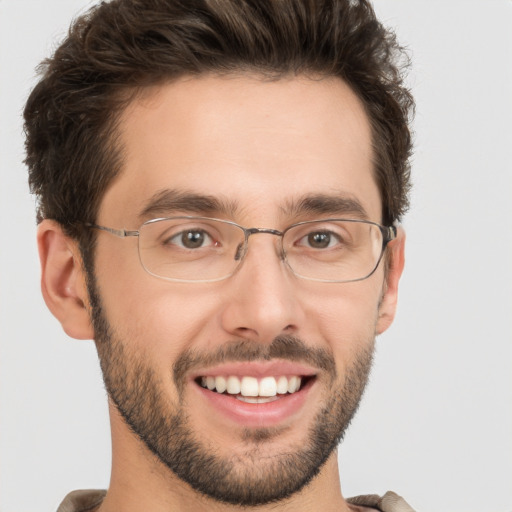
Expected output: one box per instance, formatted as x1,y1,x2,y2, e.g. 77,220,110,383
196,375,314,403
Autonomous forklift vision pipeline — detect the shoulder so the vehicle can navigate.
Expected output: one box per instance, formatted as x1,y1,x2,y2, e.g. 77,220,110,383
347,491,416,512
56,489,106,512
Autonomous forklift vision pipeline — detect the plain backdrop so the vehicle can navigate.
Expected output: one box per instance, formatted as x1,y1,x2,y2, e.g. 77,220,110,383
1,1,511,511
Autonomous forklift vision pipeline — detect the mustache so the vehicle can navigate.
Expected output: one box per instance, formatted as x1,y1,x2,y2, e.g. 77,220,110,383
172,335,337,389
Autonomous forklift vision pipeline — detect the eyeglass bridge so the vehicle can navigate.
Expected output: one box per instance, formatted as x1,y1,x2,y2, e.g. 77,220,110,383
234,227,285,261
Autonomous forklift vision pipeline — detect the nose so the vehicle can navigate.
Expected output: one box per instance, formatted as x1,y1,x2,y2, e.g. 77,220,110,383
219,233,304,343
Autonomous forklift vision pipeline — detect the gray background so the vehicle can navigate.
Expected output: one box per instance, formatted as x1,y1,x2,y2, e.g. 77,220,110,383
1,1,511,511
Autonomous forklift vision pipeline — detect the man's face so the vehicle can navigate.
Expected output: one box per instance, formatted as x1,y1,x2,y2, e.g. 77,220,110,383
89,75,397,505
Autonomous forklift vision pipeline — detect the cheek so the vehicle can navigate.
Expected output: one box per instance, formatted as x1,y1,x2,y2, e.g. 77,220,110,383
95,246,223,364
109,289,219,346
301,277,382,360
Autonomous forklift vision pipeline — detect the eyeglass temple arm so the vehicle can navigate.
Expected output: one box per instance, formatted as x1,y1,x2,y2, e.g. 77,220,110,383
385,225,397,243
86,223,139,238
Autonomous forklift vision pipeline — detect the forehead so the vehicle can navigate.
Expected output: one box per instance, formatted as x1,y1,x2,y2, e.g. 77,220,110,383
99,74,380,225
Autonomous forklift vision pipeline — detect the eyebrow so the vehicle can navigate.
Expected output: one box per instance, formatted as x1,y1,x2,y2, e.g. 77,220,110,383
139,189,240,220
282,193,369,220
139,189,369,222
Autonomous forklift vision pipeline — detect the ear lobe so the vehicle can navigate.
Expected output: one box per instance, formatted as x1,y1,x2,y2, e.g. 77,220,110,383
37,220,94,340
376,227,405,335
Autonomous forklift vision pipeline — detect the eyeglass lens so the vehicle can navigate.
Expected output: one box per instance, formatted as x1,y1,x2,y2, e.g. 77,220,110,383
137,217,385,282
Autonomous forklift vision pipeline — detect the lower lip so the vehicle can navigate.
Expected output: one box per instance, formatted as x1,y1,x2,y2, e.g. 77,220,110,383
193,379,314,428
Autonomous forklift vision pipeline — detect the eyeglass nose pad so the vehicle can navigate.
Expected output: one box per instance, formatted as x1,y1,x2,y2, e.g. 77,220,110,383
234,242,247,261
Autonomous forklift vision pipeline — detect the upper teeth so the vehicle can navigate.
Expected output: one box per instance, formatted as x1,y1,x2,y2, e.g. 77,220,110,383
201,375,302,397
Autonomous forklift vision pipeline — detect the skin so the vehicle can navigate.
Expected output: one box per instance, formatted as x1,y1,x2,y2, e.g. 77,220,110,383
38,74,405,512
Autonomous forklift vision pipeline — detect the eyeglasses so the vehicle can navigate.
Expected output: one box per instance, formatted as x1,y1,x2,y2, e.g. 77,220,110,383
87,216,396,283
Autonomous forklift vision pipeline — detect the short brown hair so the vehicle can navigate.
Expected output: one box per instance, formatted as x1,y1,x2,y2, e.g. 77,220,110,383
24,0,413,244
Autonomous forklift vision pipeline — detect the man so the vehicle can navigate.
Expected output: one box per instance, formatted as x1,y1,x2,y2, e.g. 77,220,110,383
24,0,415,510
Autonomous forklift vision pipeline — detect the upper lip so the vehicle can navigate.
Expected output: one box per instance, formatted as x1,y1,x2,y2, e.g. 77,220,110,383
189,360,318,380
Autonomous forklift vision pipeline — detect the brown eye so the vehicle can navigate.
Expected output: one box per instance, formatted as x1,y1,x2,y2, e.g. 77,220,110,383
166,229,213,249
182,230,206,248
307,232,332,248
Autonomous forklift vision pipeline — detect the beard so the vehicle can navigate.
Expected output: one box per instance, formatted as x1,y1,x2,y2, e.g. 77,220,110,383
88,276,375,506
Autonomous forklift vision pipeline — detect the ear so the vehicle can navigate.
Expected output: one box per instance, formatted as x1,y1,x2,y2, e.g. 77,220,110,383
376,227,405,335
37,220,95,340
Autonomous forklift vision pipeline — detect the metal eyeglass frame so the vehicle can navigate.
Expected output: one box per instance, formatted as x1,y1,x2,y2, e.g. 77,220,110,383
85,216,397,283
